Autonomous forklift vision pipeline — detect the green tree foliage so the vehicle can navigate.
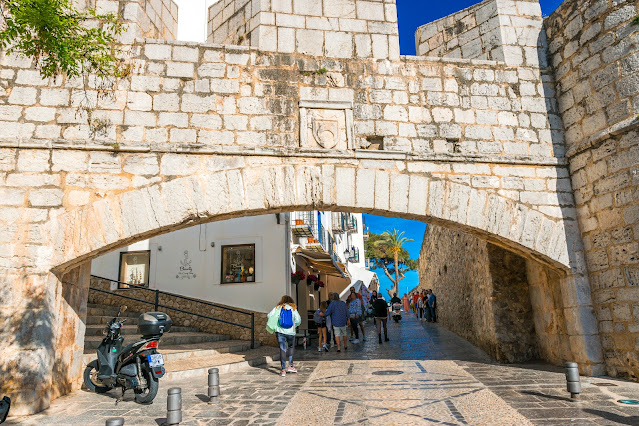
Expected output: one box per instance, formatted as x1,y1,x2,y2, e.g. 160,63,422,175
365,229,417,297
0,0,127,79
0,0,129,134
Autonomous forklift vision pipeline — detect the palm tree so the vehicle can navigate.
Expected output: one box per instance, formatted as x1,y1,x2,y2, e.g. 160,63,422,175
373,229,414,298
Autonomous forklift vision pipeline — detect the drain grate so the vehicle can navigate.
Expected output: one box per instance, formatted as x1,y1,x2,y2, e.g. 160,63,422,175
593,383,618,387
372,370,404,376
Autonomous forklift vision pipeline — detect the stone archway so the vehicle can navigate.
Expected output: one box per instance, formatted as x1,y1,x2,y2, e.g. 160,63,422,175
1,148,603,415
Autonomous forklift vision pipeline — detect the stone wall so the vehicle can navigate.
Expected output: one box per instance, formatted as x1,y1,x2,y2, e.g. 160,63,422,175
89,277,276,346
545,0,639,379
0,41,565,158
208,0,400,60
417,225,540,363
78,0,178,42
415,0,547,67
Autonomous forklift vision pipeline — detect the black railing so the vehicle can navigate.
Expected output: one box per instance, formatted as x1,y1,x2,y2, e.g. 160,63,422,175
90,275,255,349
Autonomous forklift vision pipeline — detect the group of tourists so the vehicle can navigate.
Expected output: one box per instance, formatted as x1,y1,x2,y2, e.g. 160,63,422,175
410,289,437,322
266,286,418,377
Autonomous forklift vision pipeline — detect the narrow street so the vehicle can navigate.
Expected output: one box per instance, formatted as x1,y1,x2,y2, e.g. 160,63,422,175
11,316,639,425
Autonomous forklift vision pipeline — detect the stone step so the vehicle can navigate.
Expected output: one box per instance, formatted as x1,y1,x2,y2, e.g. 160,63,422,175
84,324,199,336
83,332,230,350
82,340,259,362
82,346,278,381
162,346,280,381
86,306,142,318
86,315,141,325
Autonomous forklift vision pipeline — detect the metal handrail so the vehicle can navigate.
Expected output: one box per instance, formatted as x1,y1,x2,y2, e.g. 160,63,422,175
90,275,255,348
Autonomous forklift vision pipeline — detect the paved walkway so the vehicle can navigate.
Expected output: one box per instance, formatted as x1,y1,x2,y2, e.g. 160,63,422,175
9,315,639,425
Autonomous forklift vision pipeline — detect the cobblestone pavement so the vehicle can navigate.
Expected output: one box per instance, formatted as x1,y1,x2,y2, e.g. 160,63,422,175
9,315,639,425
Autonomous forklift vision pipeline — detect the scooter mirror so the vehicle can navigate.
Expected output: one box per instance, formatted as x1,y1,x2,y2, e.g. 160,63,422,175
0,396,11,423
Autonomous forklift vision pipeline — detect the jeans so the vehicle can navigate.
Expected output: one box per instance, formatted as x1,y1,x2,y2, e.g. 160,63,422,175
350,317,360,339
275,332,295,370
425,306,432,322
375,317,388,338
429,306,437,322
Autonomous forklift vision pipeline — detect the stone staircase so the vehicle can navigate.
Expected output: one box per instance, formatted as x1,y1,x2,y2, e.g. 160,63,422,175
82,304,278,380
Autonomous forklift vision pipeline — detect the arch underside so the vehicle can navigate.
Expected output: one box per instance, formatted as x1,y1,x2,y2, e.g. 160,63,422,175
49,157,584,278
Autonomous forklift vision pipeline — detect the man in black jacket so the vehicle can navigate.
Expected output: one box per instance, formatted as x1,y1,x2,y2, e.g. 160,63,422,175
371,294,390,344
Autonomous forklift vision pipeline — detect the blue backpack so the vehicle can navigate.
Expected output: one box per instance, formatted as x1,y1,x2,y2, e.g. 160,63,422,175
279,307,294,329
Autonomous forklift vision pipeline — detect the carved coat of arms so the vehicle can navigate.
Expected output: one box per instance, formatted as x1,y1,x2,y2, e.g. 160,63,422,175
310,116,340,149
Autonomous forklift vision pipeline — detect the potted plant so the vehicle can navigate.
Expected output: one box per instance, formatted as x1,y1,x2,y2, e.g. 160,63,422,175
291,270,306,285
314,280,325,291
306,274,318,286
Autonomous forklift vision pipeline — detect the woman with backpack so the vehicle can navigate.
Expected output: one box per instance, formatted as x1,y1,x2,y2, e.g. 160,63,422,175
267,295,302,376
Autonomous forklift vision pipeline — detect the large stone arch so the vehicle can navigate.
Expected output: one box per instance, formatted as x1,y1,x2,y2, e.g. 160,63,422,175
50,156,581,274
22,151,601,403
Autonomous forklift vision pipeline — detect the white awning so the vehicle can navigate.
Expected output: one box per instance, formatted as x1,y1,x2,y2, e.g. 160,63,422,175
339,265,377,300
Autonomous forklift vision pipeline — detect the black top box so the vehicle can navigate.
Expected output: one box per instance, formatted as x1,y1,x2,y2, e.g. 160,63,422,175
138,312,172,337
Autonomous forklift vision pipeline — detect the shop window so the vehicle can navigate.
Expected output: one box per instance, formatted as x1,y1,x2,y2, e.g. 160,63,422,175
221,244,256,284
119,251,150,289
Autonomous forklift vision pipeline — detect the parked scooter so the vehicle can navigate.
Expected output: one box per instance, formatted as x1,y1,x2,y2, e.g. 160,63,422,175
392,303,402,323
83,305,172,404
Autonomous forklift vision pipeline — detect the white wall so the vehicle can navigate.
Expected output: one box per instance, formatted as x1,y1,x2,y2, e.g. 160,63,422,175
90,214,288,313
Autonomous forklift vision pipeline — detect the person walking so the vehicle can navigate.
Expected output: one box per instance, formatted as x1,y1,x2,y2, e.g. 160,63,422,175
413,292,420,317
371,293,389,343
267,295,302,377
322,292,349,352
347,293,362,344
417,293,424,320
427,289,437,323
349,286,367,341
313,301,329,352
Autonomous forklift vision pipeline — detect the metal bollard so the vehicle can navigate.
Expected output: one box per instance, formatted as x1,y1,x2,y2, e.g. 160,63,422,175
565,362,582,399
166,387,182,425
105,418,124,426
208,368,220,403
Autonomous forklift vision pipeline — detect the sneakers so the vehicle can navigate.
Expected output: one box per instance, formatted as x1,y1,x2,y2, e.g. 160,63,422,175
337,349,341,353
318,346,323,352
280,369,286,377
352,339,360,344
384,337,390,342
323,344,329,352
287,365,298,373
378,335,382,344
362,336,367,341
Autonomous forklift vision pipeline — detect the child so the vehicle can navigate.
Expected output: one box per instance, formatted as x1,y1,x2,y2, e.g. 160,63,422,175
314,301,329,352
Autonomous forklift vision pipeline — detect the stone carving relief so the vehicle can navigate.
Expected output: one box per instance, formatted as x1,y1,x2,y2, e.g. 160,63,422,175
299,101,354,150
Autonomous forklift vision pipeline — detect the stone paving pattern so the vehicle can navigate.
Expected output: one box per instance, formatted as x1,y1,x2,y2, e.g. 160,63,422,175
10,316,639,425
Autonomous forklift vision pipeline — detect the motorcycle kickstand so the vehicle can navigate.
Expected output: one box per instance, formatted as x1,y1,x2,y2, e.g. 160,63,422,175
115,387,125,406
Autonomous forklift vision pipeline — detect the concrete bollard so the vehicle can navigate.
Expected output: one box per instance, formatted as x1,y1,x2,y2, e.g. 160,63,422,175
105,418,124,426
208,368,220,403
564,362,582,399
166,387,182,425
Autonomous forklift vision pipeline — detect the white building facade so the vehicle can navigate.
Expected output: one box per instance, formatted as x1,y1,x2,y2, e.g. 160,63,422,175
91,212,376,317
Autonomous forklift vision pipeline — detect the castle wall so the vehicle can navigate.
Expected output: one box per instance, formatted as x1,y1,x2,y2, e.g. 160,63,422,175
79,0,179,42
207,0,400,59
415,0,547,67
417,225,571,365
545,0,639,379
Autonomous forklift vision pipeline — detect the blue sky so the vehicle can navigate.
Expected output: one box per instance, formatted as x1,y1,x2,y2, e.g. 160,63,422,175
363,214,427,297
397,0,565,55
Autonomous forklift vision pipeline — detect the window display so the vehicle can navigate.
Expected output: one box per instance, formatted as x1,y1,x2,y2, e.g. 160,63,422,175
119,251,150,288
221,244,255,284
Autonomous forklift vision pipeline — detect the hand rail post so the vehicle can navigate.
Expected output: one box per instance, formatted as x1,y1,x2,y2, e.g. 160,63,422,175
250,313,255,349
154,289,159,311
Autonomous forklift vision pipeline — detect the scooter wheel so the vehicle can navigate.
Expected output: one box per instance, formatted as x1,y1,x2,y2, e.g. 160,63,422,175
83,360,111,394
134,368,159,404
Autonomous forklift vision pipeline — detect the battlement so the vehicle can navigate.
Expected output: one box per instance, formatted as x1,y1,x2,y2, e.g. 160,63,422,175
79,0,179,42
207,0,400,60
415,0,545,67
